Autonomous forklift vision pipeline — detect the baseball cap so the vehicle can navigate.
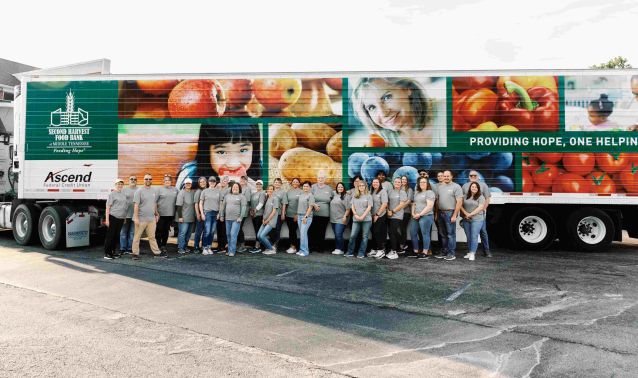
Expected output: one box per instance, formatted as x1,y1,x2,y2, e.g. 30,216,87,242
114,178,124,184
184,178,193,184
255,179,263,185
208,176,217,182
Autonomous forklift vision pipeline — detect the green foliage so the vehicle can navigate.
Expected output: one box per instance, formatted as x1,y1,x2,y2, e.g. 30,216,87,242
590,56,632,69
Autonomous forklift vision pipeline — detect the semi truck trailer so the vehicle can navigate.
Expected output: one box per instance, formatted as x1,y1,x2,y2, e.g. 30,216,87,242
3,60,638,251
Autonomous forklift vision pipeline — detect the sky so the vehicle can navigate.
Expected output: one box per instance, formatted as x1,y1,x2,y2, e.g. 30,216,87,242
4,0,638,74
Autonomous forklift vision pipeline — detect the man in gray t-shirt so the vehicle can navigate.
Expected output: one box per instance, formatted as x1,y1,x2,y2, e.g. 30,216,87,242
435,170,463,260
119,176,138,253
155,175,178,250
462,170,492,257
132,174,163,258
176,179,196,253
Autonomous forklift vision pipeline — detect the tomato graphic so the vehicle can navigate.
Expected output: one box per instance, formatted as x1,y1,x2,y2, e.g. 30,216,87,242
586,171,617,194
532,163,559,187
618,162,638,194
534,153,562,164
522,170,534,192
595,153,629,174
551,173,592,193
522,153,539,173
562,153,595,176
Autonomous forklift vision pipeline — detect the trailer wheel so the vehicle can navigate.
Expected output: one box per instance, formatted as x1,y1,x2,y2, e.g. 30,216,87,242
12,204,40,245
38,206,69,250
510,207,556,250
565,208,614,252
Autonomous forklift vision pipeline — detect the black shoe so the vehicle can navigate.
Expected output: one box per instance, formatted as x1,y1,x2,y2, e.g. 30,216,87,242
104,254,114,260
406,250,417,258
132,255,140,261
434,255,446,259
154,253,168,259
417,254,429,260
484,252,493,258
122,250,132,255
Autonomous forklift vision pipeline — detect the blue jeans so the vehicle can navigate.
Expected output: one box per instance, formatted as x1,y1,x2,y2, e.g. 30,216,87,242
411,214,434,252
480,220,490,253
257,224,274,250
462,219,484,253
347,221,371,257
332,223,347,251
203,210,218,248
177,222,193,250
438,210,457,256
297,217,313,256
193,219,204,250
225,220,242,255
119,219,134,251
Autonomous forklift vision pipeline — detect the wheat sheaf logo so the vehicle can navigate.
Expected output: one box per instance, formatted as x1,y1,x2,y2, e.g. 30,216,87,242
50,90,89,127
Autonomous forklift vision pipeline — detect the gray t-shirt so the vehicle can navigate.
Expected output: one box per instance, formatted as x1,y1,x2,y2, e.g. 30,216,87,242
107,191,128,219
200,188,222,212
222,193,247,220
133,187,158,222
371,189,389,217
413,190,436,216
388,188,408,220
463,195,486,222
297,193,315,218
250,190,267,217
283,188,303,217
122,186,137,218
437,182,463,211
176,189,196,223
156,186,178,216
351,194,372,222
241,185,252,205
381,181,393,193
311,184,333,218
330,193,350,224
462,181,491,199
263,195,280,228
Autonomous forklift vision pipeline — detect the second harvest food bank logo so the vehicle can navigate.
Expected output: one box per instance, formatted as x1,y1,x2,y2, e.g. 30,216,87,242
48,90,91,154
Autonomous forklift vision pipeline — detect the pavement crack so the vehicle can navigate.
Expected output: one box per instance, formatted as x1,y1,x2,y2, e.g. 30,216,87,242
522,338,548,378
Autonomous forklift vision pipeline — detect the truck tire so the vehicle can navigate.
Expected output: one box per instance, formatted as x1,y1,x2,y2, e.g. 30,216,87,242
38,206,69,250
565,208,614,252
12,203,40,245
509,207,556,250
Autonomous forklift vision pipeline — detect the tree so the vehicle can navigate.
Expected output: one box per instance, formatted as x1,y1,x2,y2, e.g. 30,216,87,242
590,56,632,69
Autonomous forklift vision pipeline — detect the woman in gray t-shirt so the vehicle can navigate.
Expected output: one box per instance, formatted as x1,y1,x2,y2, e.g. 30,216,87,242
346,181,373,258
296,181,315,257
411,177,436,257
249,180,267,252
386,177,409,258
220,182,247,256
370,178,389,258
400,175,413,252
256,185,280,255
460,182,486,261
329,182,350,255
105,179,127,259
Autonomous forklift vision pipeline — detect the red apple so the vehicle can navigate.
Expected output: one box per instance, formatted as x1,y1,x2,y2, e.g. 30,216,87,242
324,78,343,91
252,78,302,112
132,103,169,119
168,80,226,118
218,79,253,110
136,80,179,96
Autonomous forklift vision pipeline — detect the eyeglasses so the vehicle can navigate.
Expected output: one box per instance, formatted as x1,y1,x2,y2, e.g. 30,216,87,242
144,178,152,181
130,178,137,181
469,174,478,177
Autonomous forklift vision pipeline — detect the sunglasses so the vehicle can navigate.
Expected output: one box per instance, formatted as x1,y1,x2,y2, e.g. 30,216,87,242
144,178,152,181
469,174,478,177
130,178,137,181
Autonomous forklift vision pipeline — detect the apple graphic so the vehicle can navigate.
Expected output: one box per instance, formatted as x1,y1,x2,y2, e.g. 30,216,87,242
136,80,179,96
218,79,253,111
324,78,343,91
132,103,169,119
168,80,226,118
252,78,302,112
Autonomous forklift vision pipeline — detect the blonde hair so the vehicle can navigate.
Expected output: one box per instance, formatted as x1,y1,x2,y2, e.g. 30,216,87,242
352,77,434,133
354,182,369,198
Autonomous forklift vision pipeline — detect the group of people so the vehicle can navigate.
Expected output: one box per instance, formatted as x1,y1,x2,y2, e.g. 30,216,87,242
104,168,491,262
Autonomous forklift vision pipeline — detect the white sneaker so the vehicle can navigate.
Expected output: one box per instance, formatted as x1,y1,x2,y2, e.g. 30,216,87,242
368,249,377,257
469,253,475,261
332,249,344,255
375,250,386,259
463,253,471,259
203,248,212,255
287,247,297,254
263,249,277,255
387,250,399,260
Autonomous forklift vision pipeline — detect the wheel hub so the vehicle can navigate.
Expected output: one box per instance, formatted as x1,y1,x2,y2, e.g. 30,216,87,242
576,216,605,245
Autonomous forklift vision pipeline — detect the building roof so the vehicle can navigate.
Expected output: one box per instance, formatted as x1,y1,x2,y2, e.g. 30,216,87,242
0,58,37,87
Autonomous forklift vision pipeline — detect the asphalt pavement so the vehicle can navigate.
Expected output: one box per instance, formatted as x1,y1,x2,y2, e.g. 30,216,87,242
0,231,636,377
